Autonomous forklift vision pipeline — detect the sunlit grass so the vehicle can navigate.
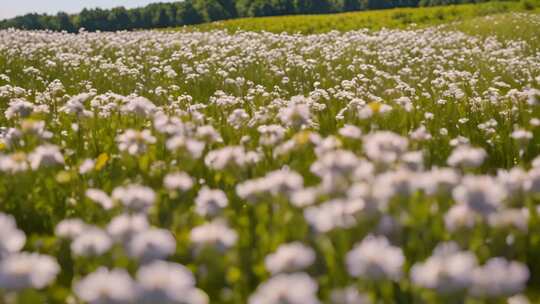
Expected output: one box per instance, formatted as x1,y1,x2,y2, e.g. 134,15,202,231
180,1,539,33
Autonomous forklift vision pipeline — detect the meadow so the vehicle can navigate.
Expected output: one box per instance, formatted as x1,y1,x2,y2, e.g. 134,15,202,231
188,1,540,33
0,5,540,304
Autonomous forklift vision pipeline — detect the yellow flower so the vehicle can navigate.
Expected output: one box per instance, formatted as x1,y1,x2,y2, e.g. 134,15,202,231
94,153,109,171
294,131,311,145
368,101,381,113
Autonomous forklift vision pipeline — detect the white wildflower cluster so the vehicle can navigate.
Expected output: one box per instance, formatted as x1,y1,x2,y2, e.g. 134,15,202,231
236,168,304,202
0,213,26,257
204,145,261,170
116,129,157,155
0,213,59,290
74,264,208,304
249,272,320,304
190,219,238,251
0,16,538,303
264,242,315,274
195,186,228,217
111,184,156,213
447,145,487,168
346,235,404,281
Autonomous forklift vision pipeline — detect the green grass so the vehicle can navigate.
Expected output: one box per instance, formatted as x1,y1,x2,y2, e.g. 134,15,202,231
446,11,540,44
180,1,539,34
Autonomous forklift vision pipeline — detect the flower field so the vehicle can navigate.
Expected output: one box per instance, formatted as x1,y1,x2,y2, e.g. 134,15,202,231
0,11,540,304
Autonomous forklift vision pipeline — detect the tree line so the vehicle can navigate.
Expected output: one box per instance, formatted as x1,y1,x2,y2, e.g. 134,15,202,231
0,0,503,32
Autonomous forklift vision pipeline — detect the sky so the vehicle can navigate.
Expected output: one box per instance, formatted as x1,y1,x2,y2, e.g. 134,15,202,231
0,0,176,20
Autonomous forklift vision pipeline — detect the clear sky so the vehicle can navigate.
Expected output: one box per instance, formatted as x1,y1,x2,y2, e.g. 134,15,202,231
0,1,176,20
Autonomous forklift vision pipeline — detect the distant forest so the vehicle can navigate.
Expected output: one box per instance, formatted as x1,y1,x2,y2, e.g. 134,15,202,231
0,0,511,32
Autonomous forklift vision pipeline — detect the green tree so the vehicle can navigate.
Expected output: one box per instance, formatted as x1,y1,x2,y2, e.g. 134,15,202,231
195,0,236,21
56,12,76,32
343,0,363,11
108,7,132,31
176,1,205,24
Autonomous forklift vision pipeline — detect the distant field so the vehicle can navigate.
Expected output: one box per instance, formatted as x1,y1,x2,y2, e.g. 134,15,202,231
183,1,539,33
447,10,540,43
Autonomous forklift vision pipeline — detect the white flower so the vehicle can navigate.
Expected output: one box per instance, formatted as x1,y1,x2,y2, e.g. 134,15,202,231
0,152,29,173
258,124,287,146
136,261,208,304
346,235,404,281
74,268,136,304
190,220,237,251
534,157,540,168
525,168,540,193
86,188,114,210
508,294,530,304
166,136,206,159
401,151,424,171
447,145,486,168
79,158,95,174
487,208,529,232
121,96,156,117
196,125,222,143
511,129,533,144
20,119,52,139
5,98,34,119
352,160,376,182
363,131,408,164
0,213,26,257
236,169,304,203
107,213,149,242
290,187,319,208
470,258,529,298
164,172,194,191
395,96,413,112
416,167,460,195
0,127,22,149
127,228,176,262
0,253,59,290
263,169,304,194
60,93,92,117
279,102,312,128
195,187,228,217
204,146,260,170
411,242,477,294
265,242,315,274
452,175,507,215
410,125,432,141
310,150,359,178
228,109,250,129
372,169,417,204
497,168,528,195
338,124,362,139
249,273,319,304
330,286,371,304
116,129,156,155
526,88,540,105
444,204,476,232
304,199,365,233
55,218,88,239
112,184,156,213
28,144,64,170
71,228,113,257
153,114,186,136
313,135,341,156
